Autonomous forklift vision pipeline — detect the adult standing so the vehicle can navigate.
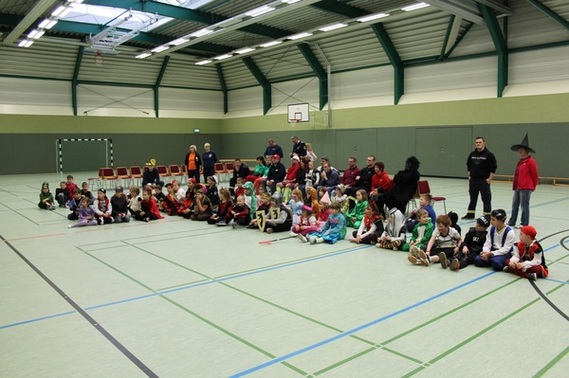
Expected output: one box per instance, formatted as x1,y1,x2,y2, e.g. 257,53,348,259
201,143,218,183
290,135,307,158
184,145,202,183
508,134,539,228
462,137,497,220
264,139,284,158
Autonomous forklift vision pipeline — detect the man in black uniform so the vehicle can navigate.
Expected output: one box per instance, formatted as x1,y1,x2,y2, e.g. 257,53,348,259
290,135,307,158
462,137,497,219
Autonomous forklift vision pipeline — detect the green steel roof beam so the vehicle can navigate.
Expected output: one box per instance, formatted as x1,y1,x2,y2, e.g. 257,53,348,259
72,46,84,116
242,57,271,115
480,4,508,98
311,0,369,18
443,22,474,60
216,64,228,114
297,43,328,110
527,0,569,31
83,0,222,25
440,15,459,61
153,56,170,118
371,23,403,105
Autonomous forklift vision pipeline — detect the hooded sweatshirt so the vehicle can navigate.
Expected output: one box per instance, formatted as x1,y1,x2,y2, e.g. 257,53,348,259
243,181,257,219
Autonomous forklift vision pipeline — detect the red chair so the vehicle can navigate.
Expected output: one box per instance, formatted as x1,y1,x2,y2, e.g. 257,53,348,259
180,164,188,184
130,166,142,186
214,162,225,181
169,165,185,181
417,180,447,213
116,166,132,187
88,168,104,190
101,167,118,188
223,162,234,183
156,165,171,182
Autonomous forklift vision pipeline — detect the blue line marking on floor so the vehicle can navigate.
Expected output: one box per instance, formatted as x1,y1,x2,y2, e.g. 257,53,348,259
229,271,497,378
0,310,76,330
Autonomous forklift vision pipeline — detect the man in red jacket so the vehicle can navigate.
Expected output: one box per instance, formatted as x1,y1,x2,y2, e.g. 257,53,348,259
508,134,539,228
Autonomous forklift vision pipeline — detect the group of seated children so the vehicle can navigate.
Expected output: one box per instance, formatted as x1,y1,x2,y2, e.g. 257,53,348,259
42,171,548,280
59,184,163,227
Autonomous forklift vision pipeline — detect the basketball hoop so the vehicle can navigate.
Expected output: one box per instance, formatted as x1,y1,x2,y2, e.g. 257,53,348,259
289,119,300,126
95,50,104,66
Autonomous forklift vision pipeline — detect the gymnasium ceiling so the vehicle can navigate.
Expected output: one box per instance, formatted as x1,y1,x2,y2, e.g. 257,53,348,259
0,0,568,92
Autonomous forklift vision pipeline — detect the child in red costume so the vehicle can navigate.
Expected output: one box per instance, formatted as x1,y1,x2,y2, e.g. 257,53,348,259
504,225,548,280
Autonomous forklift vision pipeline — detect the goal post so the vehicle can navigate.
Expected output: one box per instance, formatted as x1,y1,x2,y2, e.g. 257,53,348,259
56,138,113,174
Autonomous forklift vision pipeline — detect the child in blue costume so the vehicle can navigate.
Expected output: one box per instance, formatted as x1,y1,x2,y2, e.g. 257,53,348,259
308,202,347,245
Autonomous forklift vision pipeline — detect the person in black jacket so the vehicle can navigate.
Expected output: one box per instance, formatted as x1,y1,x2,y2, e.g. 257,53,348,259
462,137,497,219
384,156,421,214
263,154,286,194
229,158,250,194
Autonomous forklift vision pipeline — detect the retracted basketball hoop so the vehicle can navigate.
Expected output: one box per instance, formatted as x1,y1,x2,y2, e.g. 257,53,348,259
95,50,104,66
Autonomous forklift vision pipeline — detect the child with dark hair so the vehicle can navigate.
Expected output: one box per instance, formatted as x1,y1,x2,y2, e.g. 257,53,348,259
68,197,98,228
447,211,461,235
504,225,548,280
349,202,383,245
38,182,56,210
111,186,130,223
80,181,94,204
135,188,163,222
205,176,219,209
161,183,180,216
190,189,213,221
209,188,233,225
93,188,113,224
307,202,346,245
67,189,83,220
55,181,69,208
410,214,462,268
475,209,515,271
451,216,489,271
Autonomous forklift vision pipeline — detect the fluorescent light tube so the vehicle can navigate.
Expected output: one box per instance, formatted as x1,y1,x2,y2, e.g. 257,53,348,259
319,23,347,32
195,59,212,65
357,13,389,22
235,47,255,54
151,45,169,53
288,32,312,40
260,40,283,48
135,52,152,59
402,2,430,12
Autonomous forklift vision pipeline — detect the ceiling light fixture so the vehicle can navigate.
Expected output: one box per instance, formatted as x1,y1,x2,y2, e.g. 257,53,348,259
402,2,430,12
38,19,58,29
245,5,275,18
18,39,34,48
170,37,189,46
151,45,170,53
234,47,255,54
281,0,301,4
195,59,212,65
319,23,347,32
135,52,152,59
288,32,313,40
214,54,232,60
190,28,214,38
357,13,389,22
260,40,283,48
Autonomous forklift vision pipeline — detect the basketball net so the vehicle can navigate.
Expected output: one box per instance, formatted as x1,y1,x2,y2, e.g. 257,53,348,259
95,50,104,66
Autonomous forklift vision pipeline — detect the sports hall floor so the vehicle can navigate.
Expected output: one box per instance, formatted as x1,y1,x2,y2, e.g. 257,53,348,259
1,173,567,378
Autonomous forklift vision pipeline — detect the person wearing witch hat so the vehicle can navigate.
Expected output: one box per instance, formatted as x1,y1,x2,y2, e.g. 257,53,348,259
508,133,539,228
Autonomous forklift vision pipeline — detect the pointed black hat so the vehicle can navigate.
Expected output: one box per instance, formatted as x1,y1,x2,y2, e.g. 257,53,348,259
511,133,535,154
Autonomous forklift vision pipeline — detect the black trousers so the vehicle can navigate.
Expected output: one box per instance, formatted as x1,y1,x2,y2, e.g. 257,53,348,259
467,178,492,214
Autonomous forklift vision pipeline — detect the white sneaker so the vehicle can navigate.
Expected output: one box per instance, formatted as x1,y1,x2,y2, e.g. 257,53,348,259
309,236,317,245
297,234,308,243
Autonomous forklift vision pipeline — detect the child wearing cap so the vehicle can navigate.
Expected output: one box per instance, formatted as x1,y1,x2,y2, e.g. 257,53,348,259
474,209,515,271
93,188,114,224
349,202,383,244
111,186,130,223
504,225,548,280
450,216,489,271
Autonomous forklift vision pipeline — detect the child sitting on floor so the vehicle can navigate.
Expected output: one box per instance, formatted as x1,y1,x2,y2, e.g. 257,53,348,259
349,202,383,245
504,225,548,280
451,216,489,271
208,187,233,226
190,188,212,221
263,193,293,234
68,197,98,228
344,189,368,228
38,182,56,210
402,209,434,253
307,202,346,245
293,204,319,242
409,214,462,268
134,188,163,222
229,195,250,228
288,188,304,225
376,207,406,250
